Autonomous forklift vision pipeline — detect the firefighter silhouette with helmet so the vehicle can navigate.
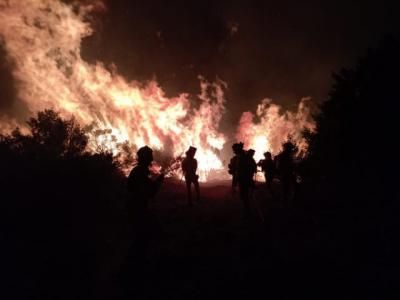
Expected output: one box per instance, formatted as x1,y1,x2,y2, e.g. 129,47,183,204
181,146,200,206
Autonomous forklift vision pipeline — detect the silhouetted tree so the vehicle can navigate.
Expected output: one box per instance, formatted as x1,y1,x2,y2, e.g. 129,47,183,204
303,37,400,296
26,109,88,157
307,36,399,203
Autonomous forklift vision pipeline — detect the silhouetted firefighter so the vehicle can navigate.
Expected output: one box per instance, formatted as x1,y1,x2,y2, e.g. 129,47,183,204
182,146,200,205
228,142,244,194
124,146,164,274
258,151,275,189
275,142,296,205
247,149,257,196
236,144,255,217
247,149,257,181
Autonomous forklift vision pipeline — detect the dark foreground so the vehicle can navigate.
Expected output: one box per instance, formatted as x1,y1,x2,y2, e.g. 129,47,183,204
86,179,393,300
4,178,396,300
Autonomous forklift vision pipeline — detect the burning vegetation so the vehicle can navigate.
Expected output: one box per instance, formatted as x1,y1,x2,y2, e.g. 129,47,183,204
1,2,398,299
0,0,315,181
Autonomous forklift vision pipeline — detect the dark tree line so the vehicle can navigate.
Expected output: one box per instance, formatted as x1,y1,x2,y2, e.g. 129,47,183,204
306,36,399,204
302,36,400,296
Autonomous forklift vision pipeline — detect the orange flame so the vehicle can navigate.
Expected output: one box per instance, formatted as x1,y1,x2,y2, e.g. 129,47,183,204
0,0,317,182
236,98,316,162
0,0,226,181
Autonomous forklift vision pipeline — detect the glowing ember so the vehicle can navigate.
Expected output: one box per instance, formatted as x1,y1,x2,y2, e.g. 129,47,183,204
0,0,226,181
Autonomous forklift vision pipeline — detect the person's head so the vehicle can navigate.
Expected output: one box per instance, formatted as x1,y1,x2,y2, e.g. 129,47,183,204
247,149,255,158
137,146,153,167
282,141,296,154
264,152,272,159
186,146,197,158
232,142,244,155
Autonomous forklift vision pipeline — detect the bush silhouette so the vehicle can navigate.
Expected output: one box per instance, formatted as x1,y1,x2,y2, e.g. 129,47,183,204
1,110,126,299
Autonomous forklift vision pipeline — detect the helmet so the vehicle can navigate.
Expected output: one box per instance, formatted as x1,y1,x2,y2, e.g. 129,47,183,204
232,142,244,152
247,149,255,156
264,151,272,158
137,146,153,164
282,141,296,152
185,146,197,156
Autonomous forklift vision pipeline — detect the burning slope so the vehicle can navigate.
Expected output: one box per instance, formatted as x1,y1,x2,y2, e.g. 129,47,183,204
0,0,226,180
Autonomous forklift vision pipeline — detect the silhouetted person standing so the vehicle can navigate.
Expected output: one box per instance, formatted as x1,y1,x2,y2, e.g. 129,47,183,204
247,149,257,195
247,149,257,181
258,152,275,189
237,145,254,217
124,146,164,278
228,142,244,194
182,146,200,206
127,146,164,215
275,142,296,206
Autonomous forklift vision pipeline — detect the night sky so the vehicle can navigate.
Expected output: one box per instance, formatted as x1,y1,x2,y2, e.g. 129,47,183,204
1,0,399,128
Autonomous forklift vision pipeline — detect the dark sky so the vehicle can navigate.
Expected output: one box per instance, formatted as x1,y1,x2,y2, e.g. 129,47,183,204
1,0,399,128
81,0,399,128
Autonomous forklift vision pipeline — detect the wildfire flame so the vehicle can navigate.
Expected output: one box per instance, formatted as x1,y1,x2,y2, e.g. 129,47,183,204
0,0,226,181
236,98,316,162
0,0,316,182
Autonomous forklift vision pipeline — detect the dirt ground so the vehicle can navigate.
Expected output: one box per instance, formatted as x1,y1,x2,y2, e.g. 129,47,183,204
93,179,366,300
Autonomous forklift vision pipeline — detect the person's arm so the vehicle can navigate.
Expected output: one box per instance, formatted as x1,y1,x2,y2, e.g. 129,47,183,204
258,160,265,171
251,160,257,173
228,158,233,174
181,159,187,175
147,173,164,198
